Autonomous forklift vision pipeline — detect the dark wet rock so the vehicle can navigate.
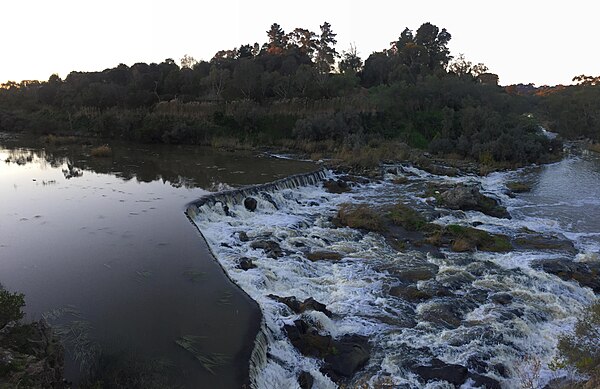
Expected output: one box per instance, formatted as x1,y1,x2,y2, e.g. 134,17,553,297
413,358,469,386
491,293,513,305
322,334,371,379
260,192,278,210
533,259,600,293
238,257,256,271
513,235,576,253
306,251,343,262
298,371,314,389
284,320,370,382
284,320,332,358
244,197,258,212
389,285,433,302
323,179,350,194
238,231,249,242
220,242,232,248
440,184,511,219
465,288,490,305
418,280,454,298
469,373,502,389
419,303,463,329
0,320,65,388
268,295,332,317
222,204,231,217
250,240,283,258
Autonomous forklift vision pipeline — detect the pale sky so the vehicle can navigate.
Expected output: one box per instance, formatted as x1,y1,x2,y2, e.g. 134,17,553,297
1,0,598,86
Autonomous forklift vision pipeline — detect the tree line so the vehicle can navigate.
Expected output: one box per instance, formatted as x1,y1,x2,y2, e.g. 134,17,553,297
1,21,596,165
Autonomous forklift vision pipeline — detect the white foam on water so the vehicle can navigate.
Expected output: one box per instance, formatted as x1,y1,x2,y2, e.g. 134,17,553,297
190,165,597,388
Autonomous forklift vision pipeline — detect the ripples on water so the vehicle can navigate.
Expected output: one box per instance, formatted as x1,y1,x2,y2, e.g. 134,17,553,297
191,153,599,388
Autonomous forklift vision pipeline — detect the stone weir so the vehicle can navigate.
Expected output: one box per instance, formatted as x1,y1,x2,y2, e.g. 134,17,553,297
184,168,328,389
185,168,328,217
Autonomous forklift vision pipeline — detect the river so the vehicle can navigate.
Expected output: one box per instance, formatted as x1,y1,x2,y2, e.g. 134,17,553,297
1,134,598,388
0,134,315,388
189,147,598,388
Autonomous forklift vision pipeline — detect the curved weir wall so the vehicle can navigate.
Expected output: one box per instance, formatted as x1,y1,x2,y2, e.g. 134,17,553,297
184,169,329,388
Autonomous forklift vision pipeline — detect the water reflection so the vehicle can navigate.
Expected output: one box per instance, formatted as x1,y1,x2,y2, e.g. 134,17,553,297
0,134,316,388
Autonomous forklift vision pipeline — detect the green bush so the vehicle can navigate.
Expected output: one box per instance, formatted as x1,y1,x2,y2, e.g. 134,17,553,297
0,289,25,328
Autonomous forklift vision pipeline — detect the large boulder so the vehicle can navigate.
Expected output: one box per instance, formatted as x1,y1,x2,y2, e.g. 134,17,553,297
306,251,343,262
533,259,600,293
244,197,258,212
284,320,370,382
440,185,510,219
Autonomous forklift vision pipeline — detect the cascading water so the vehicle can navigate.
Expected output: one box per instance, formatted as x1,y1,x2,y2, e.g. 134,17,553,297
187,159,598,388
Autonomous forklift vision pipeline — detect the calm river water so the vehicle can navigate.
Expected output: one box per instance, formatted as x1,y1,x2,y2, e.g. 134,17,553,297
0,134,315,388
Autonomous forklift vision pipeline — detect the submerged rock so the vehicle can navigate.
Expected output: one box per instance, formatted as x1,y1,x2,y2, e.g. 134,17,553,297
491,292,513,305
440,184,510,219
244,197,258,212
305,251,343,262
238,231,250,242
506,181,532,193
413,358,468,386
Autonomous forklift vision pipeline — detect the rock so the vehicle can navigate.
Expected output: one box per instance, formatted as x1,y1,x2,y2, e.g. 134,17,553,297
268,295,332,317
469,373,502,389
506,181,532,193
298,371,314,389
490,293,513,305
284,320,370,382
513,235,576,253
393,265,439,282
250,240,283,258
533,259,600,293
284,320,333,358
440,185,510,219
238,231,249,242
389,285,433,302
244,197,258,212
339,175,370,185
419,303,462,329
323,334,371,379
323,179,351,194
222,204,231,217
238,257,256,271
426,164,460,177
260,192,279,209
306,251,343,262
413,358,469,386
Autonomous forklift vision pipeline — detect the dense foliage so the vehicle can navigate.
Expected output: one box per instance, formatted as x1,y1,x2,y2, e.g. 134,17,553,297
1,21,589,165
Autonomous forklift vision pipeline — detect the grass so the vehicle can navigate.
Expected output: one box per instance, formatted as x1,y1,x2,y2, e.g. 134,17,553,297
388,203,429,231
334,203,385,232
444,224,512,252
90,145,112,157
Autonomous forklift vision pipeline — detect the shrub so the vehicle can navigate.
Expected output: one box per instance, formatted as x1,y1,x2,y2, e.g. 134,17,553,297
556,301,600,380
0,289,25,328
